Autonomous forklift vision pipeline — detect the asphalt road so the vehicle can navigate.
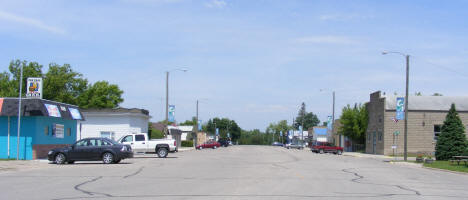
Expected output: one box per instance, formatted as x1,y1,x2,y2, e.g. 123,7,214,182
1,146,468,200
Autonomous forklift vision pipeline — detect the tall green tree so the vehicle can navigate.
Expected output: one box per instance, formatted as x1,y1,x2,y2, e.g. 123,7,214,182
294,102,320,130
338,103,368,144
77,81,123,109
204,118,241,141
0,60,43,97
266,120,291,143
43,63,88,105
435,104,467,160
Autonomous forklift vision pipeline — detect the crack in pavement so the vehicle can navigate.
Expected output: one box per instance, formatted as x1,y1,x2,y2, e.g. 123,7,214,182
342,168,421,196
123,166,144,179
73,176,113,197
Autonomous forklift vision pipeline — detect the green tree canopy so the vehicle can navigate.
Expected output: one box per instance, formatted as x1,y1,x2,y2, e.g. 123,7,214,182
78,81,123,109
0,60,124,109
204,118,241,141
435,104,467,160
294,102,320,130
338,103,368,143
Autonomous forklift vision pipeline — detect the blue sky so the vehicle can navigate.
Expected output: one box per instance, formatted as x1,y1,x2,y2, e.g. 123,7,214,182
1,0,468,130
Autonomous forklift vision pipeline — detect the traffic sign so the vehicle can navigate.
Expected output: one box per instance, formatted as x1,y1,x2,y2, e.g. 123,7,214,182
393,131,400,135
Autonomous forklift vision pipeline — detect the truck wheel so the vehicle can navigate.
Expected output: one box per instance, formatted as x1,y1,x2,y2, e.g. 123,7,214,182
319,149,324,154
213,146,217,149
199,146,203,150
337,150,342,155
157,148,168,158
102,152,114,164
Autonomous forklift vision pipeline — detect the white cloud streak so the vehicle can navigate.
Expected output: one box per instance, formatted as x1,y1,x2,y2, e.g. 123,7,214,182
319,14,372,21
0,10,65,35
294,35,359,45
205,0,227,8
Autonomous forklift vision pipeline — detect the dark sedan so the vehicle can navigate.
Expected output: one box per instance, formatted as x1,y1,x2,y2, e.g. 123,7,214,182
48,137,133,164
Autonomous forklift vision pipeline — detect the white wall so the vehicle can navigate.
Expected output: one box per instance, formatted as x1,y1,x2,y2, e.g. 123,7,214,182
77,113,149,141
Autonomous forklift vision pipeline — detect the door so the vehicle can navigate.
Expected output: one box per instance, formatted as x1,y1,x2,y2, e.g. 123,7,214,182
372,131,377,154
133,134,147,153
69,139,90,160
121,135,135,151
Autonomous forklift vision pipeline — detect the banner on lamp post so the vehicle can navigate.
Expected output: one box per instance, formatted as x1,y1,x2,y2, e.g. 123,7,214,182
396,97,405,120
198,120,202,131
327,116,333,130
168,105,175,122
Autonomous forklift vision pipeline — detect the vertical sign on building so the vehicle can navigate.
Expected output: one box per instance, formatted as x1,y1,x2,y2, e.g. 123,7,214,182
168,105,175,122
26,77,43,99
396,97,405,120
216,128,219,136
198,120,202,131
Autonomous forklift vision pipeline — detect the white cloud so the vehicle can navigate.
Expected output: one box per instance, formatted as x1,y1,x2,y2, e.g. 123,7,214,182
294,35,359,45
319,14,372,21
205,0,227,8
0,10,65,34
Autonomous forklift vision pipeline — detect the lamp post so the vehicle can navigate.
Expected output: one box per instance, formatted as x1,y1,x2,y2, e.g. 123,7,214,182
382,51,410,161
165,68,188,134
17,64,23,160
319,89,336,146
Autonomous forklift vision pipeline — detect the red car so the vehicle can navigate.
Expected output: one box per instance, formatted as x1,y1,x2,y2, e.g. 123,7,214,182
196,141,221,150
311,141,344,155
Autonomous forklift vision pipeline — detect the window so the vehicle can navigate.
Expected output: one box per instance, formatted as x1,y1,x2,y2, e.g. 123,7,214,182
378,115,382,123
434,125,442,140
75,139,88,147
44,126,49,136
378,131,383,141
100,131,115,140
67,128,71,136
135,135,145,141
122,135,133,143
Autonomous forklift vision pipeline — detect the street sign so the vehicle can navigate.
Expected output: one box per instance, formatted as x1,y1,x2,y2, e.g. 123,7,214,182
391,145,397,149
396,97,405,120
26,77,42,99
280,131,283,137
393,131,400,135
216,128,219,136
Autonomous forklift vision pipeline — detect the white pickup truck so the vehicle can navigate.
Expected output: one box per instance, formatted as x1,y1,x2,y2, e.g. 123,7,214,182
117,133,177,158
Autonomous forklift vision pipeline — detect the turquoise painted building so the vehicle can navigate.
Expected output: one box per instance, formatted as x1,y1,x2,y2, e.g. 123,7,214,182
0,98,83,160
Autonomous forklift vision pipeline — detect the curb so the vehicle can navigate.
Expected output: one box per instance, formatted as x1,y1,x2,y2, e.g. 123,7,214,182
421,166,468,175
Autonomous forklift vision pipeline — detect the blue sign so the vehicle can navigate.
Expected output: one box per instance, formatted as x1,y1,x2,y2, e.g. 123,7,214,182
198,120,202,131
327,116,333,130
280,131,283,137
396,97,405,120
299,126,303,131
216,128,219,136
168,105,175,122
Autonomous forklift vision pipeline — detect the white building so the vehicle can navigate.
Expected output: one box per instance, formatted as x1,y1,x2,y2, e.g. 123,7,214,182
77,108,150,141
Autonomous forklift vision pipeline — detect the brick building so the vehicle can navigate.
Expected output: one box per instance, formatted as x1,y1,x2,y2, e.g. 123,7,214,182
366,91,468,155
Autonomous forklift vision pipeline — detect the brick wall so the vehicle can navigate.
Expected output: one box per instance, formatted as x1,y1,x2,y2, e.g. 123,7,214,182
33,144,69,159
366,91,385,154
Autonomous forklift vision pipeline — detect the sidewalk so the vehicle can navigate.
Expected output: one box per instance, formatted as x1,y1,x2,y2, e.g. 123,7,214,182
344,152,416,161
178,147,195,152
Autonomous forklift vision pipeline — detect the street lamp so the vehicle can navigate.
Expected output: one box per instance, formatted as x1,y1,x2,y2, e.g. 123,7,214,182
165,68,188,132
382,51,410,161
319,89,336,146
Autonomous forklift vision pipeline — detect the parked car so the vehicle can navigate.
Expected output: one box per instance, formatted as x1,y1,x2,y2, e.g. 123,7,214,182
310,141,344,155
196,140,221,150
285,143,304,149
48,137,133,164
218,139,230,147
272,142,284,147
117,133,177,158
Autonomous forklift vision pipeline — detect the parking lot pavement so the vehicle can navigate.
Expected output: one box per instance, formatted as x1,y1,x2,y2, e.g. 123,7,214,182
1,146,468,200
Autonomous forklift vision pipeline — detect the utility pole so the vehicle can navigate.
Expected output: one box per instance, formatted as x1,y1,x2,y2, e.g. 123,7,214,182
16,64,23,160
332,91,336,146
195,100,199,147
404,55,409,161
165,71,169,136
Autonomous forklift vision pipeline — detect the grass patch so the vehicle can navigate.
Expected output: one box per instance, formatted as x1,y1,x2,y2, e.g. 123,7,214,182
423,161,468,173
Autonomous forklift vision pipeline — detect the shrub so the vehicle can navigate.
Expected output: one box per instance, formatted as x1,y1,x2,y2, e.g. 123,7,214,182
181,140,193,147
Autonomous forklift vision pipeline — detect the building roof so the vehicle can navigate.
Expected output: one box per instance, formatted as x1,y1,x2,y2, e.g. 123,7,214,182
82,107,149,116
168,125,194,132
0,98,84,120
384,95,468,111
